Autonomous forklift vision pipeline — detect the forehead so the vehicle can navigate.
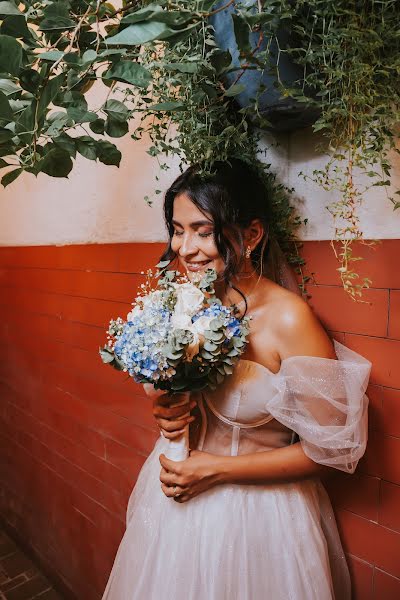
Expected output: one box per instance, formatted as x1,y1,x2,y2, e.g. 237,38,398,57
172,193,213,224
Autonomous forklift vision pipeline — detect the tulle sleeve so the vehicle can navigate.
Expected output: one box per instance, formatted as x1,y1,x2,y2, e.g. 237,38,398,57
267,341,371,473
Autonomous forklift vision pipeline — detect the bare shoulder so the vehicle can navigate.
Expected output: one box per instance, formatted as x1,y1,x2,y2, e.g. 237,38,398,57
261,283,336,361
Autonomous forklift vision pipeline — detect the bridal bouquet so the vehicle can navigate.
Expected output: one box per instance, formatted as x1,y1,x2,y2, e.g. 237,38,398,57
100,263,250,460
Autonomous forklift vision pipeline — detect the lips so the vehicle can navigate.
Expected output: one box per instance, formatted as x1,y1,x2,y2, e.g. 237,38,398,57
185,260,212,272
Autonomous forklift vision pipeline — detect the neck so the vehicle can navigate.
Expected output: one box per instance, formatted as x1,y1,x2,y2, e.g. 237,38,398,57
216,269,261,308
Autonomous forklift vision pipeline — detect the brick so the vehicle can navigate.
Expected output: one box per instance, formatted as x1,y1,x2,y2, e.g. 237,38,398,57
382,387,400,437
337,510,400,578
359,431,400,483
0,553,35,579
366,384,384,432
34,588,64,600
388,290,400,340
104,437,147,478
0,574,26,593
118,242,166,273
345,334,400,388
300,240,400,289
379,481,400,533
1,268,144,304
0,536,17,561
4,574,51,600
0,243,120,272
347,555,373,600
359,430,381,476
374,569,400,600
325,473,379,521
308,285,389,337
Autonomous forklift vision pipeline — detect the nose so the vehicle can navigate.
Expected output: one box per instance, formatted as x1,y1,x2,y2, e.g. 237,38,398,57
177,232,198,259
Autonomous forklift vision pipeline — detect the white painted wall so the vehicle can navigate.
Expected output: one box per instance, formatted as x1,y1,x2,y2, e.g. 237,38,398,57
0,120,399,246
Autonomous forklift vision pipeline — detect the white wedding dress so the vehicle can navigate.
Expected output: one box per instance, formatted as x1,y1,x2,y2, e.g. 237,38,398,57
102,341,370,600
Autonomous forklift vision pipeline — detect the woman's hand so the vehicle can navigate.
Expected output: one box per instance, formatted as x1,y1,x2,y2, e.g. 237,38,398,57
143,384,197,440
159,450,224,503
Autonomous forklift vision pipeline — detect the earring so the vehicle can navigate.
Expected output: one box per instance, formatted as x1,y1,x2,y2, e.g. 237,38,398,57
245,246,252,259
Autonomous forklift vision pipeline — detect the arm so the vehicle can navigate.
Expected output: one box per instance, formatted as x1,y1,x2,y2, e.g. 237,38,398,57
159,442,332,502
215,442,332,486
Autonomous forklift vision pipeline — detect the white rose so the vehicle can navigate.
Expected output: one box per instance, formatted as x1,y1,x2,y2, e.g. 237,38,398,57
191,315,214,336
173,282,205,317
171,313,192,330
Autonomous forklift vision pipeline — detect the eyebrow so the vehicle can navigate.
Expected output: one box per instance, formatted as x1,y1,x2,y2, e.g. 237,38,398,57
172,219,213,229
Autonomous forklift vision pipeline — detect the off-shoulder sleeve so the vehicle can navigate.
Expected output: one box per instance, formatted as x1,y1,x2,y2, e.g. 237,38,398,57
267,341,371,473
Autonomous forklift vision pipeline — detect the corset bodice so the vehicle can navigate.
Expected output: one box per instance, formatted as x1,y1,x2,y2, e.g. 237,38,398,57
196,360,294,456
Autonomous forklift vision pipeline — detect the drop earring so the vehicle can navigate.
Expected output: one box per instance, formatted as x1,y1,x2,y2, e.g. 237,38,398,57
245,246,252,259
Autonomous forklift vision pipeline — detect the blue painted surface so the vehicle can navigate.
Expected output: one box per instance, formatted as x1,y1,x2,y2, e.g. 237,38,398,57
210,2,320,131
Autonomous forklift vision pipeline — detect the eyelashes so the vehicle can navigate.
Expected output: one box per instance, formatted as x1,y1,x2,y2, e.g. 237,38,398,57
172,230,213,239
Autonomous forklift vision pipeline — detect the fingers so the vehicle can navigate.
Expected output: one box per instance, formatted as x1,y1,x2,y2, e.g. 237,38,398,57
160,483,188,499
160,427,191,441
157,415,195,433
153,399,197,419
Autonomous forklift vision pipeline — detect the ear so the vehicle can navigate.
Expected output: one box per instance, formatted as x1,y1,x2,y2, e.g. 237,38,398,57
243,219,265,250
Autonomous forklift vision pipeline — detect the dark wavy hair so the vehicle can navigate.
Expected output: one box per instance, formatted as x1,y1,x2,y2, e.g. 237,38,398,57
161,158,273,285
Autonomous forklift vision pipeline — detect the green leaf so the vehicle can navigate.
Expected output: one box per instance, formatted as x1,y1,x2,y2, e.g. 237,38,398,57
0,127,13,142
19,69,42,94
76,136,97,161
149,101,185,111
95,140,121,166
120,4,163,24
38,51,65,62
106,21,176,45
38,73,65,116
0,2,20,16
224,83,246,97
1,167,22,187
39,148,73,178
0,78,19,96
232,14,252,56
89,118,105,134
0,90,13,122
1,15,32,40
81,50,97,65
103,60,151,88
39,2,75,31
0,35,22,75
210,50,232,75
103,99,129,122
45,111,70,136
164,62,199,74
53,132,76,158
105,117,129,138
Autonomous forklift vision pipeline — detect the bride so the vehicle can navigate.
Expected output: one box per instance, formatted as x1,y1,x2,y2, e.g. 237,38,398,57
102,159,370,600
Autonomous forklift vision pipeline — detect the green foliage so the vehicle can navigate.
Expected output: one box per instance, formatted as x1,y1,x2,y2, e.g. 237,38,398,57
0,0,398,295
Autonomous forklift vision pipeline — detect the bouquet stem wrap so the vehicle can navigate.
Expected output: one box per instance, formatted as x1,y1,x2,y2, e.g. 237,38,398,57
165,392,190,462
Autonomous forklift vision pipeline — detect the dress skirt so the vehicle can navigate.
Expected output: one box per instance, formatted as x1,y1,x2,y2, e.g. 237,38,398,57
102,437,351,600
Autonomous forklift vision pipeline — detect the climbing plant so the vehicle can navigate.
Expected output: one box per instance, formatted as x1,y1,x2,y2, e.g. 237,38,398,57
0,0,398,296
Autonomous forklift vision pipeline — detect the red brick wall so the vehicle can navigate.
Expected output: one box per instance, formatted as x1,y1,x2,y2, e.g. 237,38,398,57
0,240,399,599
